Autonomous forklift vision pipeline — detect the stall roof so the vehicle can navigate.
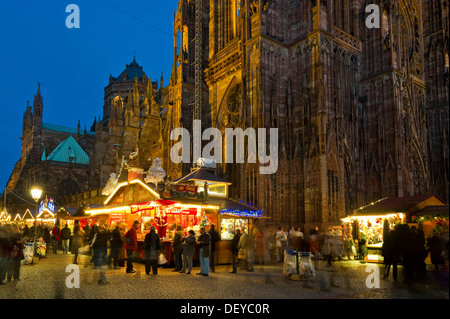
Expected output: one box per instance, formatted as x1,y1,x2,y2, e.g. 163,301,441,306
103,179,160,205
414,205,449,216
353,195,446,215
172,168,231,185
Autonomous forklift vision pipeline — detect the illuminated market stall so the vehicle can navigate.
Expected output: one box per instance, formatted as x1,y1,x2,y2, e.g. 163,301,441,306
13,213,23,223
0,211,11,223
35,197,57,225
168,165,267,264
22,209,35,225
85,163,267,265
342,195,446,263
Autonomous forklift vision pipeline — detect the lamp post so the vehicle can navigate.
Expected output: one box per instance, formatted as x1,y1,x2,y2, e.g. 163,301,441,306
31,187,42,240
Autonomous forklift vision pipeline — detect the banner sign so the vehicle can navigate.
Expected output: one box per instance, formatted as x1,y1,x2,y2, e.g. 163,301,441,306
163,184,204,199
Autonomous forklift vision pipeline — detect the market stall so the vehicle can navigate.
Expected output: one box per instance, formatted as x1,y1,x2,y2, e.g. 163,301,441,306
85,164,267,266
169,166,267,264
0,211,11,224
341,212,405,263
342,195,447,263
22,209,35,225
13,213,23,223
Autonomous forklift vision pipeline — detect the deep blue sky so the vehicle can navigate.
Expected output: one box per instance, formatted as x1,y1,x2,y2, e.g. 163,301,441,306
0,0,178,191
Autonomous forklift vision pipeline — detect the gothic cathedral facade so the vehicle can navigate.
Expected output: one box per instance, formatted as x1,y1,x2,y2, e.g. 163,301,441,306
5,0,448,231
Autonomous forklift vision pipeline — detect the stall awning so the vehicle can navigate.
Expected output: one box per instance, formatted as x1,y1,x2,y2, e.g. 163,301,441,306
175,198,264,218
353,195,446,216
130,199,178,213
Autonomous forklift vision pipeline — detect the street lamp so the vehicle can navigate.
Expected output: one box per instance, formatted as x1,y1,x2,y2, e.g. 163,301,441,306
31,187,42,239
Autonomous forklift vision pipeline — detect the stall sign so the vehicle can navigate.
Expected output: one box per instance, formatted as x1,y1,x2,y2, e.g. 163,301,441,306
168,184,204,199
167,207,197,215
38,201,44,214
48,198,55,212
110,213,123,224
176,185,198,194
130,203,152,214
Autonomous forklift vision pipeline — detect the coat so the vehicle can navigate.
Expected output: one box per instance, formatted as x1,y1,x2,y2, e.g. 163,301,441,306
197,232,211,258
43,228,51,244
275,231,287,248
60,226,71,240
110,227,123,249
255,232,266,258
231,233,240,254
321,232,334,256
92,229,111,250
124,226,138,251
172,230,184,252
308,235,319,253
143,230,162,260
71,228,85,254
51,227,60,241
208,229,220,252
182,234,196,256
238,232,252,258
427,235,445,265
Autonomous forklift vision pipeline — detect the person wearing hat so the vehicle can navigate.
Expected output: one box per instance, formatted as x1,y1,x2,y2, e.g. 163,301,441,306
124,220,140,273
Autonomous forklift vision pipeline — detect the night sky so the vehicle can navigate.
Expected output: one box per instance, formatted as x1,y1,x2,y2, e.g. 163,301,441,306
0,0,178,191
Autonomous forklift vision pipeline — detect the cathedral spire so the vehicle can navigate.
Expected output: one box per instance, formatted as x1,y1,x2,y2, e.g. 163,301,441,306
32,82,43,127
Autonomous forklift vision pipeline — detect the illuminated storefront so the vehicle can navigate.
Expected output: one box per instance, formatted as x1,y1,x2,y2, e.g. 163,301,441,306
343,195,447,263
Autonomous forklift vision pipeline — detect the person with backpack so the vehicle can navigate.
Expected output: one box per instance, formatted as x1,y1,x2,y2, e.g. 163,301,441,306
124,220,140,274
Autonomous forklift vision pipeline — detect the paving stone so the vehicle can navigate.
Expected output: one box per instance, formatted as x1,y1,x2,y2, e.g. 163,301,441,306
0,252,448,299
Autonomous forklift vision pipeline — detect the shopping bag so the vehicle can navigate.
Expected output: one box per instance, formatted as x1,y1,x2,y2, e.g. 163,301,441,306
158,253,167,265
78,245,91,255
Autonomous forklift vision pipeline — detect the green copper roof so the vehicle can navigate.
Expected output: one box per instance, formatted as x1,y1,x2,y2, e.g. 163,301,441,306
42,122,95,136
45,136,90,165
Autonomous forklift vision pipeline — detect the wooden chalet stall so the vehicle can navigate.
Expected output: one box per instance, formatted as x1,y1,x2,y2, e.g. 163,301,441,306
343,195,447,263
0,211,11,224
84,177,170,260
169,166,267,264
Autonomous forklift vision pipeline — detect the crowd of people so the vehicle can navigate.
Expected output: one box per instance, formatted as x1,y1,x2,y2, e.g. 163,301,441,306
0,220,448,286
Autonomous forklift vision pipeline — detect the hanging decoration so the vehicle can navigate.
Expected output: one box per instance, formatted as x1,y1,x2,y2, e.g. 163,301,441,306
102,172,119,196
144,157,166,187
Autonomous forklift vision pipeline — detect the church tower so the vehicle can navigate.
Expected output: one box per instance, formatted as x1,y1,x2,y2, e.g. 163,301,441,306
163,0,210,181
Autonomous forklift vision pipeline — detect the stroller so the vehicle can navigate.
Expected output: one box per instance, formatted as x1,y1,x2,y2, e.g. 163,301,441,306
283,249,316,280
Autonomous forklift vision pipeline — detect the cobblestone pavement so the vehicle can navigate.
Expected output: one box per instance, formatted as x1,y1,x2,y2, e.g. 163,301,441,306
0,252,448,300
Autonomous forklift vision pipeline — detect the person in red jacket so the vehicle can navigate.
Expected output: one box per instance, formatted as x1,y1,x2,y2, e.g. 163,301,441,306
124,220,140,273
51,225,60,254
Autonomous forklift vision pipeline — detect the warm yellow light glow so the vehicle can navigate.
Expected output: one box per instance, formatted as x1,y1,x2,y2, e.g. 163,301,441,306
342,213,403,221
31,188,43,201
103,179,160,205
85,206,131,216
367,254,383,261
22,209,34,220
172,203,220,210
36,208,55,219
